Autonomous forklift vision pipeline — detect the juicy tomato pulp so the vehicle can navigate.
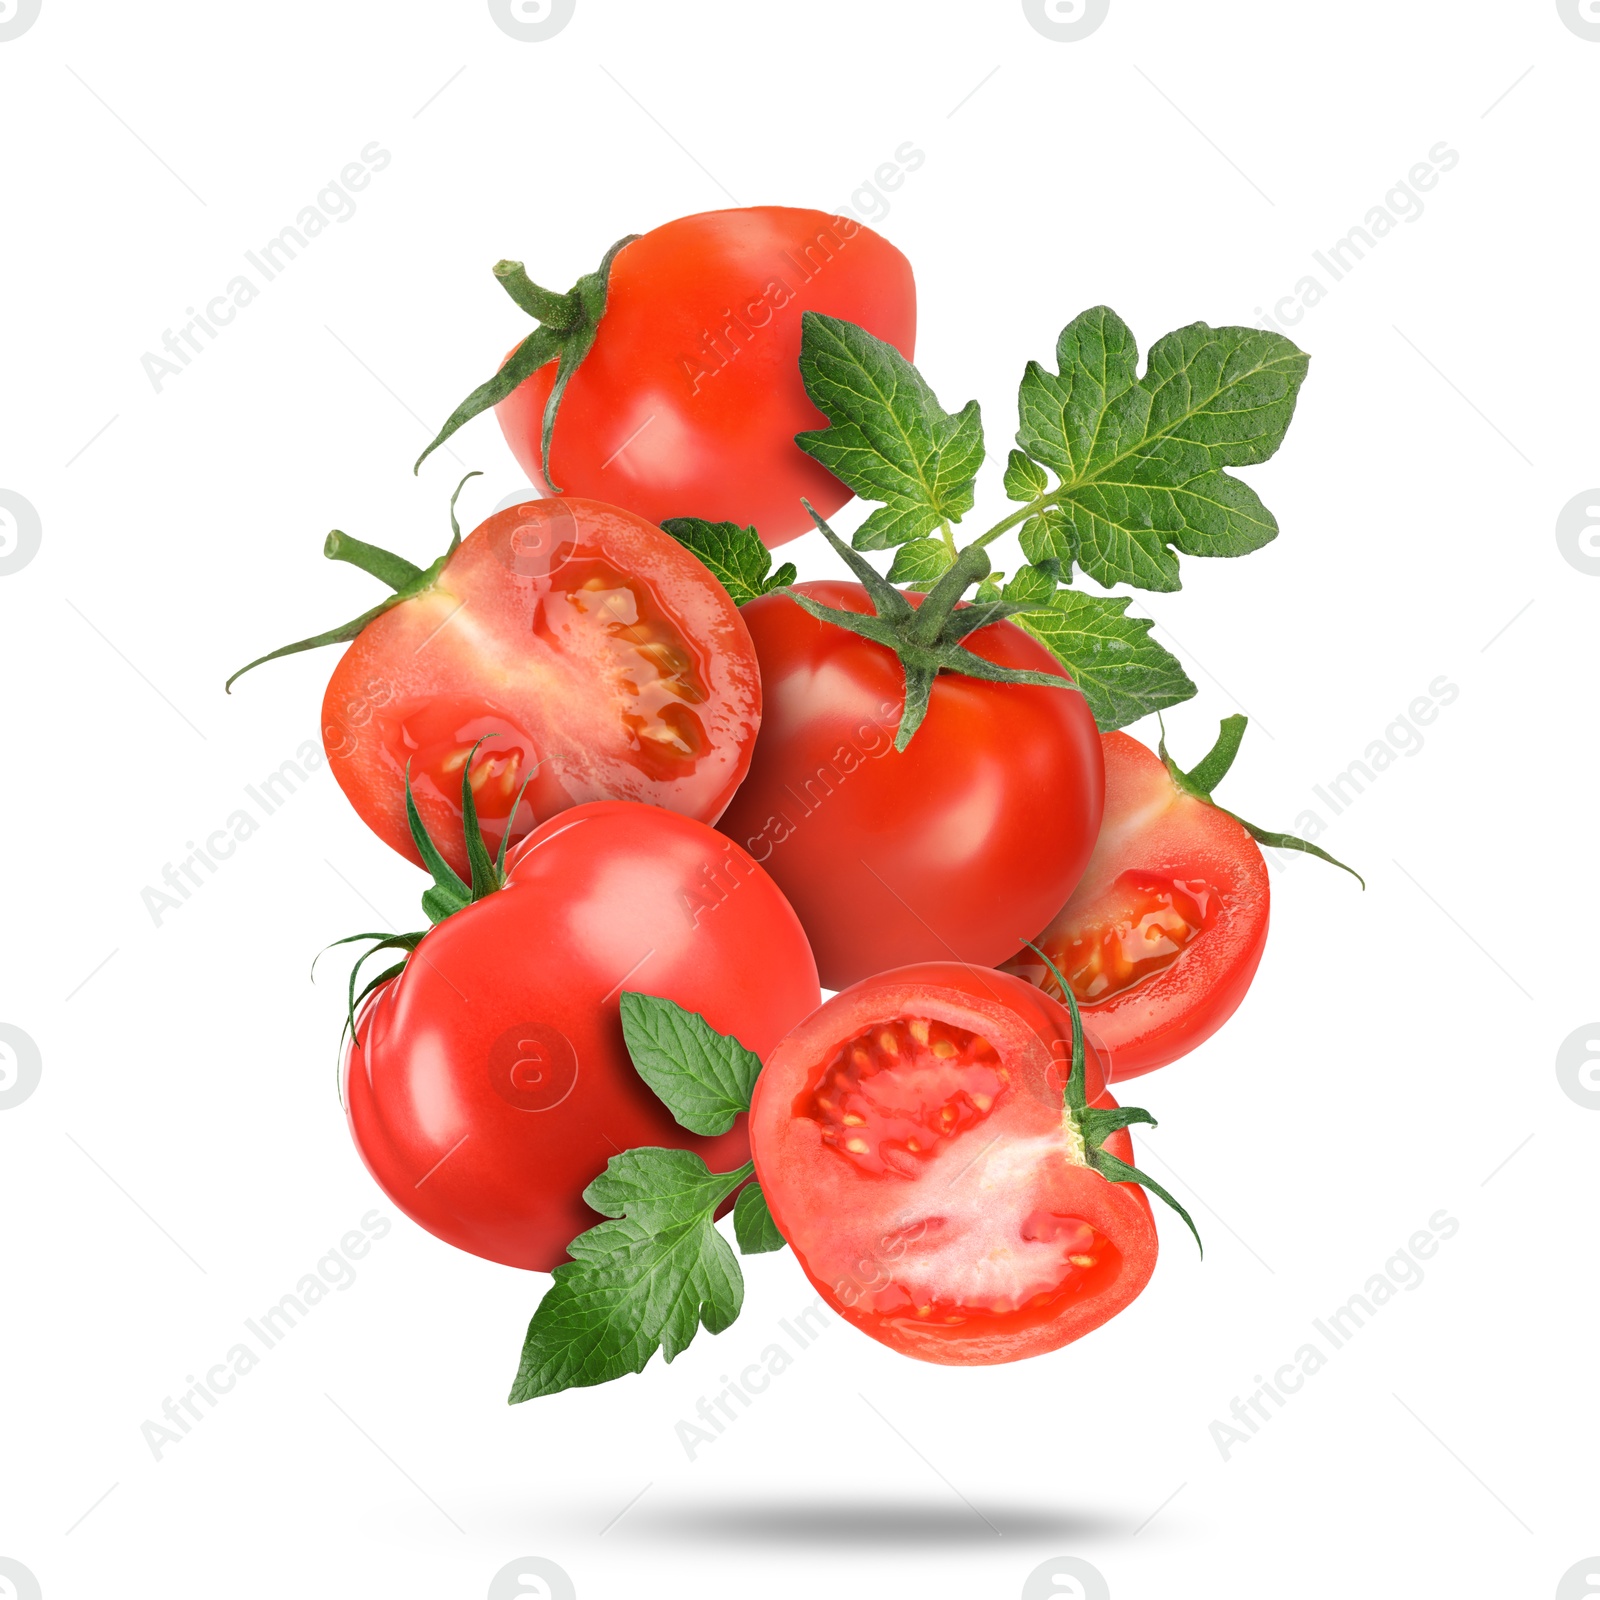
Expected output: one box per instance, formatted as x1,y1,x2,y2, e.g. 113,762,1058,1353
715,582,1104,990
1051,873,1220,1005
496,207,917,546
750,964,1157,1365
321,498,761,879
1004,731,1269,1079
345,802,820,1272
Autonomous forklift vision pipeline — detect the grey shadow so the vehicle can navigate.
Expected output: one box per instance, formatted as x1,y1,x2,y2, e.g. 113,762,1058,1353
611,1495,1135,1549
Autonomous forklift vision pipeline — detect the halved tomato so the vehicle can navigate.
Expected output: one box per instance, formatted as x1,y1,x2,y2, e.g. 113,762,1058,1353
316,497,762,877
1003,730,1269,1079
749,963,1159,1366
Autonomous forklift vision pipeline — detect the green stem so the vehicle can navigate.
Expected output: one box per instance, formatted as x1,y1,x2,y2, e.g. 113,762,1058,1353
493,259,578,326
938,519,957,555
971,486,1070,550
323,530,425,592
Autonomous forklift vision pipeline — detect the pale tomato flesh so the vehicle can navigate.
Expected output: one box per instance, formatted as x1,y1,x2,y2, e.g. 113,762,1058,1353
750,964,1157,1365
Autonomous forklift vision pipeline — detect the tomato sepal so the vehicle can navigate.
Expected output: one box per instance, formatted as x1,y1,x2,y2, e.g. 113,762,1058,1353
224,473,483,693
325,743,535,1054
780,503,1082,750
1159,714,1365,888
402,737,537,925
415,235,640,483
1029,939,1204,1257
316,929,424,1058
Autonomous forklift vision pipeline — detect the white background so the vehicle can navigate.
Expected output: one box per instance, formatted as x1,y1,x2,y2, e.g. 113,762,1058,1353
2,2,1597,1597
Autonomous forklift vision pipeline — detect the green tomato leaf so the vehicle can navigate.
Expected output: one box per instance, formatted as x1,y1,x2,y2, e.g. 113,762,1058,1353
1003,574,1197,731
733,1180,786,1254
509,1149,749,1402
1001,557,1058,606
1016,307,1308,592
974,569,1006,603
659,517,796,606
796,312,984,550
619,993,762,1137
1018,508,1076,574
886,537,956,587
1003,447,1049,502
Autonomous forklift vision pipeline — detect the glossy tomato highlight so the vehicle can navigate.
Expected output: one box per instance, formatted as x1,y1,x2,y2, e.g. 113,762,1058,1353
1004,731,1270,1078
322,497,761,880
345,801,820,1272
715,582,1104,990
750,964,1157,1365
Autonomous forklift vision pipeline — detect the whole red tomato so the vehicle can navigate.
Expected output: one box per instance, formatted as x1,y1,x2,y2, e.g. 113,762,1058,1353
345,801,820,1272
714,581,1104,990
316,496,761,880
749,963,1157,1365
1002,730,1269,1079
424,208,916,546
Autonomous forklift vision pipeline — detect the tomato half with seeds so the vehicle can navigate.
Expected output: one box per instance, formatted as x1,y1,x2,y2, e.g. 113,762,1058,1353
320,497,761,879
749,963,1157,1365
714,581,1104,991
346,801,820,1272
1002,731,1269,1079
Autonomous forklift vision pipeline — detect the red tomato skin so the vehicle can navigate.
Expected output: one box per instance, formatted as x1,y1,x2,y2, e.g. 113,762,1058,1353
714,583,1105,990
344,801,820,1272
321,497,761,880
495,208,917,546
750,964,1154,1366
1004,731,1270,1080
